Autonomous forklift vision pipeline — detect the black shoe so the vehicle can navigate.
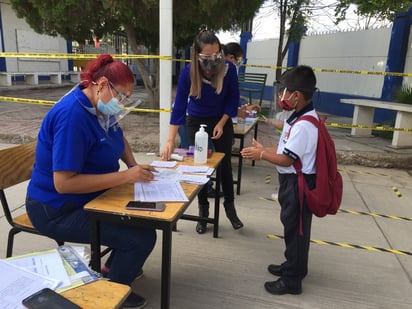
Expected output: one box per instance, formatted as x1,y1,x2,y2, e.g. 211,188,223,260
122,292,147,308
207,187,224,198
229,215,244,229
196,204,209,234
264,278,302,295
196,221,207,234
268,264,282,277
225,206,244,230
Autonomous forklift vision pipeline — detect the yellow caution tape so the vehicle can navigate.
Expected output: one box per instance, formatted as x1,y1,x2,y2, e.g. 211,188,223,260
267,234,412,256
338,209,410,221
0,96,171,113
0,96,55,106
392,186,402,198
0,52,411,77
0,52,171,60
326,122,412,132
0,95,410,127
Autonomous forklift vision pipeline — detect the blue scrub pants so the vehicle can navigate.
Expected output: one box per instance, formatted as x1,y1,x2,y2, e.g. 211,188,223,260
26,196,156,286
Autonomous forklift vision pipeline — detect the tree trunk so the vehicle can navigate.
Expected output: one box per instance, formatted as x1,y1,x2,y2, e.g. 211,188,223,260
125,26,159,109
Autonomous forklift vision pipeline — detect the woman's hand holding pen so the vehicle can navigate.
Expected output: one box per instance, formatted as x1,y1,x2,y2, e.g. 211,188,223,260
125,164,156,183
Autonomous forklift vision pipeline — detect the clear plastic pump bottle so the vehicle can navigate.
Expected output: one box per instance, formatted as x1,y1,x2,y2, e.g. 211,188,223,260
194,124,208,164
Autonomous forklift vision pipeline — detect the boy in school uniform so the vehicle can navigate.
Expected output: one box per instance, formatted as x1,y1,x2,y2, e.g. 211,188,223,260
241,65,318,295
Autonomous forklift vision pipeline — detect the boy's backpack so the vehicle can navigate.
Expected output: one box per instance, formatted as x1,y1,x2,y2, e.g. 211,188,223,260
291,114,343,235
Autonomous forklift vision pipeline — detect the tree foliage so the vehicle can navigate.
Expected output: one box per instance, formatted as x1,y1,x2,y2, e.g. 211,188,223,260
267,0,312,80
10,0,264,107
335,0,412,23
10,0,117,43
268,0,412,81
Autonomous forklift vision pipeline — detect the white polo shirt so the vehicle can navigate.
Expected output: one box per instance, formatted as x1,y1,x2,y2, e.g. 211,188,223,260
276,110,318,175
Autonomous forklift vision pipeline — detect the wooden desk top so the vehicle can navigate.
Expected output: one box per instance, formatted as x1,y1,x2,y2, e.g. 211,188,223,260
61,280,131,309
234,118,258,135
84,152,225,222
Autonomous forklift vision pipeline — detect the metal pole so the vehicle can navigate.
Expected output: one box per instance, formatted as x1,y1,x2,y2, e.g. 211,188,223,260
159,0,173,153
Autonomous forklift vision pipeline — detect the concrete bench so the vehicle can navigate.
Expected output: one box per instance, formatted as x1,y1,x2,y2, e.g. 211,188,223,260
340,98,412,148
0,71,80,86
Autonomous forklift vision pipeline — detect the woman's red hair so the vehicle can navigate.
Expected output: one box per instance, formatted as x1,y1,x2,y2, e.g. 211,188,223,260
80,54,134,87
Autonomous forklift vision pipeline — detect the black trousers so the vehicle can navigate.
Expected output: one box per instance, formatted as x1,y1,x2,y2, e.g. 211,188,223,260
277,173,314,289
186,115,235,205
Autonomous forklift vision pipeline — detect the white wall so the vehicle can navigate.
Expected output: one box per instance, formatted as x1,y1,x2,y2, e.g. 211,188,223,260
246,27,393,99
402,29,412,87
245,39,287,86
1,1,68,72
300,28,391,97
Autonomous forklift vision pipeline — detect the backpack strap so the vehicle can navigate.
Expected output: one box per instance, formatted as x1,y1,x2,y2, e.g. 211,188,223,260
289,114,321,236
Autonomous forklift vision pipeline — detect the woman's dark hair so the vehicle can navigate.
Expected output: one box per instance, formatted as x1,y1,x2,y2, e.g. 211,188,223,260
223,42,243,59
193,30,222,53
280,65,317,100
80,54,134,87
190,30,225,98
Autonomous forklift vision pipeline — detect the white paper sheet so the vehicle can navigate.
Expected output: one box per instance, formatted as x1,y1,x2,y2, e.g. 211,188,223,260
0,259,60,309
134,181,189,202
8,250,71,290
176,165,214,175
150,160,177,168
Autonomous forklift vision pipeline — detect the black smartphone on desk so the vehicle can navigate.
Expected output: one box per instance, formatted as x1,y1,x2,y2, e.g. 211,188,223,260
125,201,166,211
22,288,81,309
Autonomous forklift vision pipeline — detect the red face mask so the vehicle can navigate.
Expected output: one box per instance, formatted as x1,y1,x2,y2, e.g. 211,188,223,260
277,87,297,111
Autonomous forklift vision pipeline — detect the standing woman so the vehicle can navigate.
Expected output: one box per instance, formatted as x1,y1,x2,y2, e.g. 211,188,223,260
26,54,156,308
161,30,243,233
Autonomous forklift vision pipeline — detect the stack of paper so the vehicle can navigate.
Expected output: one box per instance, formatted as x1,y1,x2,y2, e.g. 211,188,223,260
0,259,60,308
1,245,98,308
6,245,98,293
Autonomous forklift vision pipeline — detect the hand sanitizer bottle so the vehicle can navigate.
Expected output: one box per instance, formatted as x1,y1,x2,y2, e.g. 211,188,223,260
194,124,208,164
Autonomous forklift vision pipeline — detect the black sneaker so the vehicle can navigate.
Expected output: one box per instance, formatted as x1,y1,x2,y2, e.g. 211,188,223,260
122,292,147,308
264,278,302,295
268,264,282,277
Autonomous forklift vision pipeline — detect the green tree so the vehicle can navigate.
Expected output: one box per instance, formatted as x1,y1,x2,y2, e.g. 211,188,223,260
10,0,264,108
265,0,411,81
264,0,312,81
335,0,411,23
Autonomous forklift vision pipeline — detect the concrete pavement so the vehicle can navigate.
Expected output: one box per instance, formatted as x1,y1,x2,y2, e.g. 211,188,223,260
1,84,412,308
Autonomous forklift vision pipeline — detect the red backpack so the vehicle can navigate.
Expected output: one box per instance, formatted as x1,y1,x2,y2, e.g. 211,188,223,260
291,114,343,235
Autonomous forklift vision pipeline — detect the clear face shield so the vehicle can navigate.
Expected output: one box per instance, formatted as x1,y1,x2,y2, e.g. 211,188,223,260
108,98,143,128
106,81,143,127
198,51,223,73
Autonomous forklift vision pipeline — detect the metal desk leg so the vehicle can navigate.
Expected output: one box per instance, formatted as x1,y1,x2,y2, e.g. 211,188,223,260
89,216,101,272
236,135,244,195
213,164,221,238
252,121,258,167
161,226,172,309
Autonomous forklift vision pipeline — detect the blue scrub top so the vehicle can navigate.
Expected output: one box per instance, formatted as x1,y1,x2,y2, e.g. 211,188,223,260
27,85,125,209
170,61,240,125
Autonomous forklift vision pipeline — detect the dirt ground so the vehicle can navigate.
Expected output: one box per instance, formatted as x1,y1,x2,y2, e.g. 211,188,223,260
0,84,276,153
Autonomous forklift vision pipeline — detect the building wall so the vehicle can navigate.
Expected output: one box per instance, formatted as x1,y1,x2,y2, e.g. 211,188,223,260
0,0,68,72
300,28,391,97
245,26,401,121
